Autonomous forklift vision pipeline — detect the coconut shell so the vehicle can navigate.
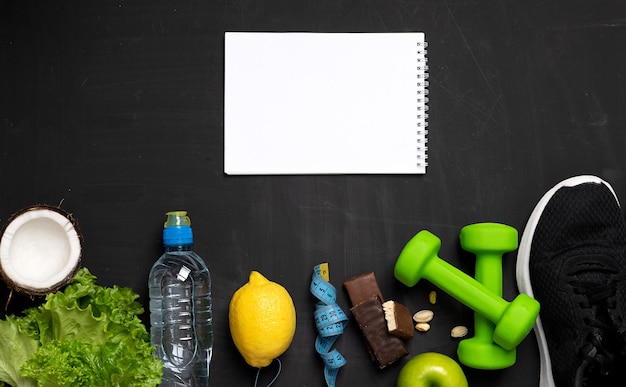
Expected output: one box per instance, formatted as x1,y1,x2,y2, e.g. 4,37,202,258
0,204,83,296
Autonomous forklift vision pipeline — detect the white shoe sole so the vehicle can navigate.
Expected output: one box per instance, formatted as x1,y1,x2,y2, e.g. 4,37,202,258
515,175,619,387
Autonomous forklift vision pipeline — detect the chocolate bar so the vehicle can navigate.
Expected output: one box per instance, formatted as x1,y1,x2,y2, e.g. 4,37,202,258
350,296,408,368
382,300,414,340
343,272,384,307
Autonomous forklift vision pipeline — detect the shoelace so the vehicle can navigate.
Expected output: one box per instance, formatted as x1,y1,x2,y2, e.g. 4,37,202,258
569,271,626,387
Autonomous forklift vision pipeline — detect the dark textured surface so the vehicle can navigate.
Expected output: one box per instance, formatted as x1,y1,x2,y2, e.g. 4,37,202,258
2,1,626,385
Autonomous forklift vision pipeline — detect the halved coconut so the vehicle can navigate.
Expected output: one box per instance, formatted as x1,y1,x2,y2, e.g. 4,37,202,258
0,205,82,296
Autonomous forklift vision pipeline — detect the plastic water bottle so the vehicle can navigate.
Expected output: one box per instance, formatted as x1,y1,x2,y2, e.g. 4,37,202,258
149,211,213,386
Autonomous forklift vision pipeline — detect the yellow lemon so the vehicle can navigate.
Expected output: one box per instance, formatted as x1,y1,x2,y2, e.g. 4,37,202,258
229,271,297,368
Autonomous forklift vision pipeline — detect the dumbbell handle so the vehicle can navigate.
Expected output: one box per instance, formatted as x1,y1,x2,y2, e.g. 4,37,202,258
475,253,503,294
419,247,507,323
473,253,506,346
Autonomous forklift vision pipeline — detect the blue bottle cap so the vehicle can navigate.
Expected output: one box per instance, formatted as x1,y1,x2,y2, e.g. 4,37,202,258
163,211,193,246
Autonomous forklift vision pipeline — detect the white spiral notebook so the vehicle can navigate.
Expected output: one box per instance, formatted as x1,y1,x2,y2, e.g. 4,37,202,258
224,32,429,175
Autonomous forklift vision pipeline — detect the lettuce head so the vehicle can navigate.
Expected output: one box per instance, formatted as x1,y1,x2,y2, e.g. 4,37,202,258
0,268,162,387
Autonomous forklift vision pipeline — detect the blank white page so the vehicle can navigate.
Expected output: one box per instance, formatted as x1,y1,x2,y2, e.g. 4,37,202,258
224,32,428,175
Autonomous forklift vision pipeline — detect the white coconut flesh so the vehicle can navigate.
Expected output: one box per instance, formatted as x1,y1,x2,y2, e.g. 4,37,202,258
0,208,81,293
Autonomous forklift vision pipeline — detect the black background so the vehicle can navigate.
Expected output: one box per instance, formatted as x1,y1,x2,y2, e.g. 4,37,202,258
2,1,626,386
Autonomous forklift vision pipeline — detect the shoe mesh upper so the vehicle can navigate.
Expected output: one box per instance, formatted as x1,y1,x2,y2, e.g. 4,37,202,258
529,182,626,386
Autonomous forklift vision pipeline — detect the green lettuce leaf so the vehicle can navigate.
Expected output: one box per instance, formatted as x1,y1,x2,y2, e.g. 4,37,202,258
0,268,162,387
0,317,37,387
25,268,148,346
20,338,162,386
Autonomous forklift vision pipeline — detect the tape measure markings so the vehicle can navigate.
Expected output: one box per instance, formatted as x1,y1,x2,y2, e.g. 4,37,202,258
310,263,347,387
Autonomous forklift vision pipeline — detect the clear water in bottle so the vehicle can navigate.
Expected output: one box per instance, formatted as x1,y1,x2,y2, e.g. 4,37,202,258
149,211,213,386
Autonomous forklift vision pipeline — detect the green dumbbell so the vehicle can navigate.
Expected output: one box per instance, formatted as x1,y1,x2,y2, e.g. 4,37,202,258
394,230,540,351
457,223,517,369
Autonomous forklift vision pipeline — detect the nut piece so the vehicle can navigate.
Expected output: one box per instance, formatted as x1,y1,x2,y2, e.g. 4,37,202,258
451,325,468,338
428,291,437,304
415,322,431,332
413,309,434,323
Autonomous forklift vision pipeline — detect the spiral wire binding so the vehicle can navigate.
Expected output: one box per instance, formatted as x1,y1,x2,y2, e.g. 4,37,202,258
416,39,429,169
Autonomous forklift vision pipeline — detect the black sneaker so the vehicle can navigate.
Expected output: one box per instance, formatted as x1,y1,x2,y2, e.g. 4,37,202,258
516,175,626,387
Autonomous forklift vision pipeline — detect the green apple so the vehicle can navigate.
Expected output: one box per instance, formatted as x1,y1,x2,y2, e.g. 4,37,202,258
397,352,468,387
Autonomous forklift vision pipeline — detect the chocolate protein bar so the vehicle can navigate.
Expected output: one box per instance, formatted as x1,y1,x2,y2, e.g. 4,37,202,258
382,300,414,340
343,272,384,307
350,296,408,368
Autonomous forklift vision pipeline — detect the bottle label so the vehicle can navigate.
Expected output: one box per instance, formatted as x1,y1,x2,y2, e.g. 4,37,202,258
177,265,191,281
